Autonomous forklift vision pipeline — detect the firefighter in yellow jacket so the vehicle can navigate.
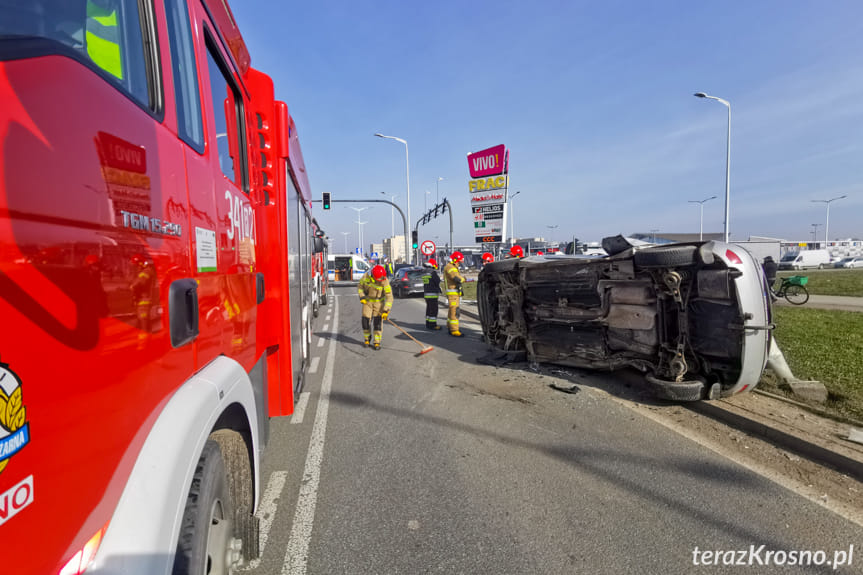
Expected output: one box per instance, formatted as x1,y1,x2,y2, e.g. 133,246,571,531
443,251,466,337
358,264,394,350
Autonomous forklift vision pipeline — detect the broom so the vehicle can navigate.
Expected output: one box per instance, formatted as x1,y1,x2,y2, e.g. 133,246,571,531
386,318,434,356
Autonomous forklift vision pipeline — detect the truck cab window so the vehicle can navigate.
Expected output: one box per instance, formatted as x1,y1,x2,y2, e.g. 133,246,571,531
165,0,203,150
0,0,151,108
205,38,246,187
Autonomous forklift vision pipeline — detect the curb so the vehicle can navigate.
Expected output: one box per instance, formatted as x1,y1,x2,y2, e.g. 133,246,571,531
457,301,863,482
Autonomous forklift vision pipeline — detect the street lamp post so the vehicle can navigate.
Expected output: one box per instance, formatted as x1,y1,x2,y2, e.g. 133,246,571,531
340,231,350,253
375,133,412,264
688,195,717,241
546,225,558,243
436,176,444,204
651,229,659,244
349,207,369,254
509,190,522,243
811,195,846,245
694,92,731,243
811,223,821,242
379,191,398,238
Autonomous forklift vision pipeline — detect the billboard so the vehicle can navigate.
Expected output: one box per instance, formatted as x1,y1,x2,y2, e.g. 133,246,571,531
467,144,509,243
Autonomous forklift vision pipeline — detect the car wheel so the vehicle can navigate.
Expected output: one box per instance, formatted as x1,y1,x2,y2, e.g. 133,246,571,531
633,245,699,268
174,439,239,575
818,264,825,269
645,374,707,402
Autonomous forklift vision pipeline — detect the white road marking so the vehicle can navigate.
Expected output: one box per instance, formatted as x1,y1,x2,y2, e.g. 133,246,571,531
290,392,311,425
282,298,339,575
245,470,288,569
316,337,325,348
322,323,329,332
309,356,320,374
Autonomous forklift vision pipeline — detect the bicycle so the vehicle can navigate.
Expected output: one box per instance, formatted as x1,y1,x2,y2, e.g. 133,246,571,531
771,275,809,305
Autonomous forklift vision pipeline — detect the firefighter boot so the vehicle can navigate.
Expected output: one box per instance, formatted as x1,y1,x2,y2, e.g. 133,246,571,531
449,330,464,337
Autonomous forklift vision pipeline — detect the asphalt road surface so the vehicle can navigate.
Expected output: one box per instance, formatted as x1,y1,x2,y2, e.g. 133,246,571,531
246,285,863,575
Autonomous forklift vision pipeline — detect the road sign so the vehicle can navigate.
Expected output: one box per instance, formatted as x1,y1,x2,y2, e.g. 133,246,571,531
420,240,436,256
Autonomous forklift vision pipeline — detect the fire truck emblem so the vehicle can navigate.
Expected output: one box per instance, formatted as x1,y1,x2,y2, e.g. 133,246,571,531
0,361,29,475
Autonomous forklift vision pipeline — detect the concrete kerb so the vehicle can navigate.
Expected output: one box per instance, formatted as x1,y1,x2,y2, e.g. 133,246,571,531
457,299,863,482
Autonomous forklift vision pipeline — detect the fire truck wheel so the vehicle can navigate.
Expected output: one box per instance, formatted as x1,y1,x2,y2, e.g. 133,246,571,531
321,292,328,306
173,439,236,575
313,297,320,318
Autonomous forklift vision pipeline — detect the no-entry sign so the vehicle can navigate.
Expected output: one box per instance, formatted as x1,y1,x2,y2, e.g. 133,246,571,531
420,240,436,256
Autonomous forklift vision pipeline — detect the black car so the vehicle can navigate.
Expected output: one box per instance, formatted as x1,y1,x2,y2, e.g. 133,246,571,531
392,267,426,298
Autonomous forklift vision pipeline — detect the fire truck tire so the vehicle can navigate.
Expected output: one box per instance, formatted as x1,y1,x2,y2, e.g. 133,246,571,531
321,292,328,306
173,439,235,575
211,429,259,561
313,297,320,318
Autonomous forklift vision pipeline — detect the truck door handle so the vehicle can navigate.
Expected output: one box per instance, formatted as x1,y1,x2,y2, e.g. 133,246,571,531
169,278,199,348
256,273,265,305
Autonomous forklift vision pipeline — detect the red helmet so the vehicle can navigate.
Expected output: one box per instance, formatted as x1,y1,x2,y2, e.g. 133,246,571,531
482,252,494,263
509,245,524,258
427,258,438,269
371,265,387,279
450,251,464,263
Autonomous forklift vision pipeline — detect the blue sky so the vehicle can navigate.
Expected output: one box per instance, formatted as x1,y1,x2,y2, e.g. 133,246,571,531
231,0,863,251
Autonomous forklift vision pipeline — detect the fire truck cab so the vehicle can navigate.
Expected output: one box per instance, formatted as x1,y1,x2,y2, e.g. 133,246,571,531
0,1,317,574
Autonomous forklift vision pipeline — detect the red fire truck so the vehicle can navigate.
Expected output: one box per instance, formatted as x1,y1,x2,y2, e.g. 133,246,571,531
0,1,320,573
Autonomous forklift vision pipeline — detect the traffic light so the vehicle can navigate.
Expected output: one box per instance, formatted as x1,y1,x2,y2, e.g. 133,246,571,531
411,230,418,249
322,192,331,210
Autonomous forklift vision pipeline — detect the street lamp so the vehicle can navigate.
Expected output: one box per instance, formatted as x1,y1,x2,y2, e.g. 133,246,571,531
340,231,350,253
811,195,846,244
379,191,398,238
425,190,431,212
436,176,444,204
546,225,558,243
349,207,369,254
375,133,412,264
810,223,821,242
651,229,659,244
688,195,717,241
509,190,522,243
694,92,731,243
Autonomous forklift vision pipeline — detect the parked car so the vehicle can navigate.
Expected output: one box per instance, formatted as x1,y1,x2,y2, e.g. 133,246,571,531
392,266,427,297
835,256,863,269
477,236,772,402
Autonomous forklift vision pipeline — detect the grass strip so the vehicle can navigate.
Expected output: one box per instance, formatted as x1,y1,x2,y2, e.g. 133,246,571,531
768,306,863,420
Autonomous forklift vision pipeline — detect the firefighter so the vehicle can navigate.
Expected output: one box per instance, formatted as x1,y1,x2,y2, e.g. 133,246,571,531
481,252,494,267
422,258,442,330
130,254,155,348
443,251,466,337
358,264,393,350
508,245,524,259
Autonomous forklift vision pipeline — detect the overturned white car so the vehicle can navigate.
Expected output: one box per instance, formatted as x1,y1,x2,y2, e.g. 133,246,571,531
477,237,773,401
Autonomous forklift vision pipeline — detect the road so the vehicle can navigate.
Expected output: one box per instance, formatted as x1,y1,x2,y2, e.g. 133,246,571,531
247,285,863,575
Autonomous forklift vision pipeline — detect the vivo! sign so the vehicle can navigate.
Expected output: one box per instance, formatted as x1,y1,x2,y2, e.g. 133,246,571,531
467,144,507,178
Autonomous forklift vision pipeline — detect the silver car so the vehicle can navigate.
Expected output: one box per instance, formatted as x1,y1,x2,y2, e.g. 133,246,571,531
477,236,773,401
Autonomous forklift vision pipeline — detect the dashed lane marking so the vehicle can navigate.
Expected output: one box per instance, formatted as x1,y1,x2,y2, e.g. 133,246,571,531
290,392,311,425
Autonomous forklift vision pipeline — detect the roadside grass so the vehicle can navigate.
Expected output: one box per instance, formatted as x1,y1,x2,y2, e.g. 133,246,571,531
776,269,863,297
461,280,477,300
761,306,863,421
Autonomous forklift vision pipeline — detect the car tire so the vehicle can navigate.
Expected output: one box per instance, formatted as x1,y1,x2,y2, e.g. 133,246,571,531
173,440,237,575
633,245,699,268
818,264,825,269
646,374,706,402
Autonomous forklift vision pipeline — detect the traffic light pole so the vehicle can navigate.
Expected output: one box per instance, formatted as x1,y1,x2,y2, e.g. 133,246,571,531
414,198,453,261
313,198,411,264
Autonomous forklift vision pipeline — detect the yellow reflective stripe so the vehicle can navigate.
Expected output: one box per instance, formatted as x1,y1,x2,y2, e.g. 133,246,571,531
86,31,123,79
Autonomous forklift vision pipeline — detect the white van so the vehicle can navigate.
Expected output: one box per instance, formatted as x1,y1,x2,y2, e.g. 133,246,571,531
328,254,371,282
778,249,832,270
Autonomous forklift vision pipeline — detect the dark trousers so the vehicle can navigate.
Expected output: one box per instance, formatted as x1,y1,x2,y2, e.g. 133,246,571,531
425,296,439,328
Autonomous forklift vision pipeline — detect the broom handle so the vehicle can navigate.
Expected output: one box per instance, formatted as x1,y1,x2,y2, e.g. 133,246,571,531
386,318,426,347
